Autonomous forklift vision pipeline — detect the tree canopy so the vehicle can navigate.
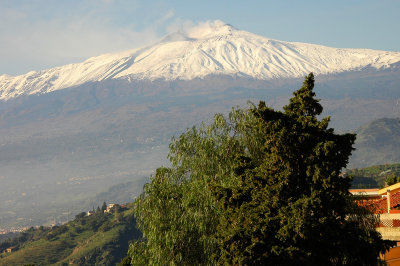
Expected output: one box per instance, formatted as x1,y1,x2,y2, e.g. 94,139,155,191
385,174,400,187
127,73,392,265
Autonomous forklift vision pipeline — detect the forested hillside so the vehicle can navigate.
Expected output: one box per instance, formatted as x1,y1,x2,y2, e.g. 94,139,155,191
349,163,400,188
350,118,400,168
0,203,140,265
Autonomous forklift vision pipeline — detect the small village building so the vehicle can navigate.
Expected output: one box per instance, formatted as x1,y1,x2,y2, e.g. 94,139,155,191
6,247,16,253
104,204,116,213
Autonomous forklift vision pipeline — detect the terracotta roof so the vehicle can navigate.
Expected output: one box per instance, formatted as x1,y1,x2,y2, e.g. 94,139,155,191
379,183,400,195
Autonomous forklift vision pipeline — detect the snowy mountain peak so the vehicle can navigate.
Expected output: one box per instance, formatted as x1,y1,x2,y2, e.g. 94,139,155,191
1,20,400,100
185,21,238,39
160,21,237,43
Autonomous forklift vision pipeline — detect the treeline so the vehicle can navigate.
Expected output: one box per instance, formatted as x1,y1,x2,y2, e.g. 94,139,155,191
0,233,18,244
349,163,400,188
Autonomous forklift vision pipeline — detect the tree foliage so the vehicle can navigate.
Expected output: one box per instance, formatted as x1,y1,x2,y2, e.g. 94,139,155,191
385,174,400,187
130,111,248,264
128,73,392,265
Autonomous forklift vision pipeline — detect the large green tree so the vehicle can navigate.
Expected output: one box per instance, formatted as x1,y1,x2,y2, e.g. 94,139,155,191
213,73,391,265
128,73,391,265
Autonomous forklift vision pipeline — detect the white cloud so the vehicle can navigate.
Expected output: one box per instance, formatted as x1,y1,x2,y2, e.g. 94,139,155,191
184,20,228,39
166,18,195,35
165,19,231,39
155,9,175,26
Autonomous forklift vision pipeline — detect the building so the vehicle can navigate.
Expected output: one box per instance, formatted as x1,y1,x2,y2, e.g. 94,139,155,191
351,184,400,265
104,203,116,213
349,188,380,199
5,246,16,253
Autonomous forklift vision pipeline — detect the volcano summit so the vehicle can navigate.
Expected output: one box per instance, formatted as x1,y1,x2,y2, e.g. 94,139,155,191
1,21,400,100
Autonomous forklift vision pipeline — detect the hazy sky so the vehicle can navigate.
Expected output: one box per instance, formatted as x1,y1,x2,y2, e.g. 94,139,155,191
1,0,399,75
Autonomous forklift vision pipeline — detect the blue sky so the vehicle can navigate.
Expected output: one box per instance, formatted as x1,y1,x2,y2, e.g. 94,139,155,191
1,0,399,75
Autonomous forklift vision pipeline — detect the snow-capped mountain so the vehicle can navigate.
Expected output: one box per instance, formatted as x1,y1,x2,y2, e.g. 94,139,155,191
1,20,400,100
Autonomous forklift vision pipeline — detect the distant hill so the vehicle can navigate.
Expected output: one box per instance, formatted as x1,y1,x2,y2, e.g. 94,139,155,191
0,203,140,265
348,163,400,189
349,118,400,168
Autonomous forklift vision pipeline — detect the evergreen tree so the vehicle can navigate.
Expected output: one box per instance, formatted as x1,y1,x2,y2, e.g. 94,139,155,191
102,201,107,212
213,73,391,265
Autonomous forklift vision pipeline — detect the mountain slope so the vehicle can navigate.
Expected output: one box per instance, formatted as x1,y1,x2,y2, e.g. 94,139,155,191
1,21,400,100
0,203,140,265
350,118,400,168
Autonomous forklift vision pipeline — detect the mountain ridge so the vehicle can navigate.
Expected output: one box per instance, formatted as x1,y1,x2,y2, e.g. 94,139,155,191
1,21,400,100
350,117,400,168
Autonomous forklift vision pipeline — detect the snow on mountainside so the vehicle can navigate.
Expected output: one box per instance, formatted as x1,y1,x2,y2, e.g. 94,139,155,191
1,20,400,100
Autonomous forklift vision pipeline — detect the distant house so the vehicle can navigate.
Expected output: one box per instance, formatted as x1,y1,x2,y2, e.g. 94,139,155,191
104,204,116,213
51,221,60,227
87,211,95,216
6,246,16,253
